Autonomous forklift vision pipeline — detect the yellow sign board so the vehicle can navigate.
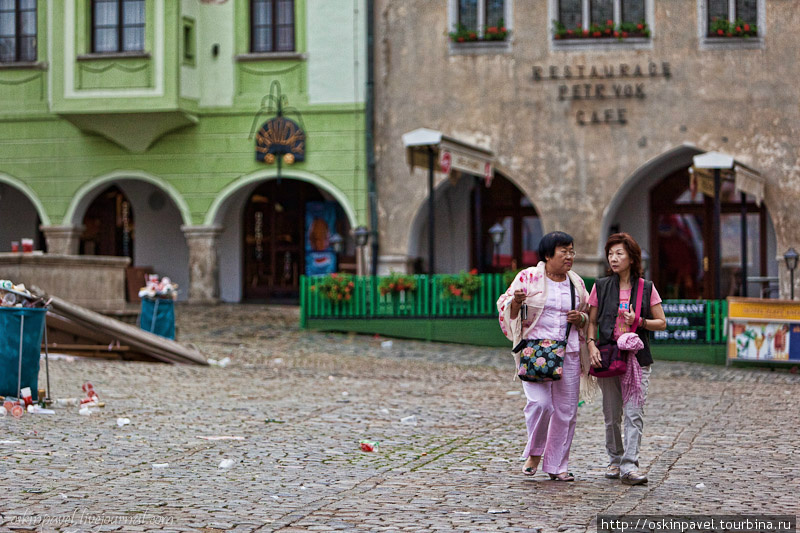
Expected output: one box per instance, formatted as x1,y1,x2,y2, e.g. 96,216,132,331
728,297,800,321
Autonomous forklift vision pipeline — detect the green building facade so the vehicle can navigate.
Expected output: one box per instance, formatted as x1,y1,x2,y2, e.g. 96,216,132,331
0,0,367,302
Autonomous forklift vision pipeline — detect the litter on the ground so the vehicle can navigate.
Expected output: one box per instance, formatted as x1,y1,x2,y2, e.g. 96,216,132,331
151,463,169,469
218,459,235,469
116,418,131,427
359,440,379,452
381,340,393,349
506,390,521,395
400,415,418,425
208,357,231,367
695,482,706,489
196,435,244,441
488,509,510,514
265,418,285,424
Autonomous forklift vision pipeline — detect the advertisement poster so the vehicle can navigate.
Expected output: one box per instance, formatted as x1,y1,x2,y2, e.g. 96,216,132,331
727,298,800,362
305,201,337,276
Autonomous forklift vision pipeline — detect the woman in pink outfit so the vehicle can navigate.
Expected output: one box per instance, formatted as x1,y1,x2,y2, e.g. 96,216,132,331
497,232,591,481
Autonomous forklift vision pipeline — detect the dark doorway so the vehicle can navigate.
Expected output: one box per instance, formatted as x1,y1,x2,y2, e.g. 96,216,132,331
80,185,134,258
242,179,353,301
472,174,542,273
650,168,768,299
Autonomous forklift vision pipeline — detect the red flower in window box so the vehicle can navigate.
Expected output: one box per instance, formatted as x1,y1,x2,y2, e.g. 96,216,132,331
606,19,613,26
593,31,602,37
744,23,750,31
582,29,589,36
637,23,644,30
613,31,619,37
605,28,612,34
717,29,724,35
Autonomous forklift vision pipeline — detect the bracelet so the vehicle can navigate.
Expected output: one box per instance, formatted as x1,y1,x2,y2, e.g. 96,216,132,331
641,318,647,330
587,338,596,344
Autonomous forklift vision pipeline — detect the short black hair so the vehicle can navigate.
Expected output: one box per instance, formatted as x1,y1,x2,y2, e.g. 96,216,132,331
538,231,574,261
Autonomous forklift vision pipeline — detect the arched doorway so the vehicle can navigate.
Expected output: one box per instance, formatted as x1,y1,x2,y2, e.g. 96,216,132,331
409,172,541,273
650,168,775,299
477,174,542,272
80,185,134,258
0,182,46,252
240,179,354,301
73,179,190,300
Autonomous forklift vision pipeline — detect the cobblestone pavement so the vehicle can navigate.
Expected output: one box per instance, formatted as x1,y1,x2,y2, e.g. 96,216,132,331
2,304,799,532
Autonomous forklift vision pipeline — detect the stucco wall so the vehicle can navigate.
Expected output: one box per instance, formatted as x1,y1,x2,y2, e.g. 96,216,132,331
374,0,800,287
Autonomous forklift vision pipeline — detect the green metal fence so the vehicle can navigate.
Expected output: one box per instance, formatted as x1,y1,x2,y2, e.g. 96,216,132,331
300,274,729,344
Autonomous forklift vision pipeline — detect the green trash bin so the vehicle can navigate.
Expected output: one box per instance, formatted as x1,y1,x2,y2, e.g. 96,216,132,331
139,297,175,340
0,307,46,400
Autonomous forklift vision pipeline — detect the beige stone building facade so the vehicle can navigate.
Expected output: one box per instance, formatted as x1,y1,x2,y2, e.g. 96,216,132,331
373,0,799,300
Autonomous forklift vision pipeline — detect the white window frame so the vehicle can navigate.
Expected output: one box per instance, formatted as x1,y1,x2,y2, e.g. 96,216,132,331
698,0,765,50
549,0,653,50
448,0,513,54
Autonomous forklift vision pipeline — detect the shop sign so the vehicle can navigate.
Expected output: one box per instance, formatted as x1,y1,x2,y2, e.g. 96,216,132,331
653,301,707,343
256,117,306,164
530,61,672,126
727,298,800,362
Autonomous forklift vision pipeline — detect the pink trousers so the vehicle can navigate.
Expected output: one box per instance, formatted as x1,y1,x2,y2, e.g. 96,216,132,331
520,352,580,474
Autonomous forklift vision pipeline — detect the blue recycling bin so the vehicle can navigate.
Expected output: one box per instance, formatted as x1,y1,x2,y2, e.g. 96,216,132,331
139,297,175,340
0,307,46,400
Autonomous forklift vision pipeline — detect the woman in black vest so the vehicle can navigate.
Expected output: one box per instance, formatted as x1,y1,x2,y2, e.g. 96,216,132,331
586,233,666,485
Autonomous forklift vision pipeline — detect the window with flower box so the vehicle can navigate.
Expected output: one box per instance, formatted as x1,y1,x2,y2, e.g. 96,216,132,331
553,0,651,43
449,0,510,44
707,0,757,37
0,0,37,63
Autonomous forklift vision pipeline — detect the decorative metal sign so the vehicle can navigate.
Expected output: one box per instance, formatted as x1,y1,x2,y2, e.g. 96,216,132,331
256,117,306,164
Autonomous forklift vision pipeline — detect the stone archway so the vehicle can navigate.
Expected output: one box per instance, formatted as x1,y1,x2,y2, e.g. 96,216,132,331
207,170,358,302
0,175,49,252
408,170,542,274
602,145,778,299
65,175,191,301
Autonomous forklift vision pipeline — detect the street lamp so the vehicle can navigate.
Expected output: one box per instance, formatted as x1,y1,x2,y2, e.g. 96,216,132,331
784,247,798,300
330,233,343,254
692,151,735,300
488,222,506,270
353,226,370,275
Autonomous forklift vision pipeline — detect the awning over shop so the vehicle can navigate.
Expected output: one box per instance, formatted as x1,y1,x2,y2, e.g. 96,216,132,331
401,128,494,276
402,128,494,183
690,151,767,299
689,151,765,205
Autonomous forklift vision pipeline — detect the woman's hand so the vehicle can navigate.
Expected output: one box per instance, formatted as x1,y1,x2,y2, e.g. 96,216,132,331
566,310,582,325
510,289,526,310
623,309,636,326
588,343,602,368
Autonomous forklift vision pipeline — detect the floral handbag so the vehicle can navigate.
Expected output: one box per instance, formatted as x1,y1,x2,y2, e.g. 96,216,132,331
512,278,575,383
